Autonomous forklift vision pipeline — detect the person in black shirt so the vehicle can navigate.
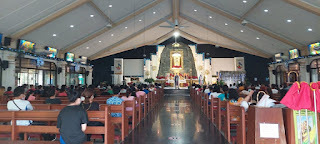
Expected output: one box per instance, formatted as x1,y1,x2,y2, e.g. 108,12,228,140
57,90,88,144
45,88,61,104
81,89,104,142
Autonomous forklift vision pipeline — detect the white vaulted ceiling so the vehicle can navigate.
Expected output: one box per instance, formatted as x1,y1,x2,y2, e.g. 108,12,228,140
0,0,319,60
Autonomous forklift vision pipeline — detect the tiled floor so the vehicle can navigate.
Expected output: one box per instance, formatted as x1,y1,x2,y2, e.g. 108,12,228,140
123,94,227,144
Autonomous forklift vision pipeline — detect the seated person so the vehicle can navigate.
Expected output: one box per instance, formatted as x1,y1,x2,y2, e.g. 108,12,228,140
121,89,136,111
81,89,104,142
106,95,124,117
217,85,229,101
4,87,13,96
209,85,222,100
271,84,279,94
57,90,88,144
35,85,44,95
143,85,149,94
45,88,61,104
27,85,36,93
136,85,146,98
203,86,210,94
7,86,33,139
25,90,36,101
119,85,127,94
107,86,114,94
58,85,68,97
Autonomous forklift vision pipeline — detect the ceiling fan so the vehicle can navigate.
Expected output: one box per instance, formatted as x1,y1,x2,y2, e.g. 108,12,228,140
159,19,189,29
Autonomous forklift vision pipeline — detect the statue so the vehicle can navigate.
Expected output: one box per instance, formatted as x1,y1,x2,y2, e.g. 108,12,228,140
174,73,179,89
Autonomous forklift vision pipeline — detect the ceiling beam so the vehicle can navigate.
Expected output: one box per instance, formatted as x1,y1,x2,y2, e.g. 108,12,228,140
11,0,91,39
96,31,174,59
180,30,269,58
283,0,320,16
60,0,165,55
181,15,271,58
241,0,264,20
172,0,180,22
88,1,114,25
89,15,172,60
191,0,303,49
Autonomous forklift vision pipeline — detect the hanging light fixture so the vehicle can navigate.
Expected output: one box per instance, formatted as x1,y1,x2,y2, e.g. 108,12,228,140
172,31,180,47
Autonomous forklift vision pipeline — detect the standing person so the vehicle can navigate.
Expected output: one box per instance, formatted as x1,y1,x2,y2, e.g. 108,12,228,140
57,90,88,144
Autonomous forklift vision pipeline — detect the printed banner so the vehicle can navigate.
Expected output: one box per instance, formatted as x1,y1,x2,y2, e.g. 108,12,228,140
114,59,123,74
293,110,318,144
234,57,245,71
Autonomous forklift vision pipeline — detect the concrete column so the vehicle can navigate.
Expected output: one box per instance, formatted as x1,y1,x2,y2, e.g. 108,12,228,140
56,61,67,87
268,65,275,85
0,51,17,88
298,59,309,83
86,66,93,85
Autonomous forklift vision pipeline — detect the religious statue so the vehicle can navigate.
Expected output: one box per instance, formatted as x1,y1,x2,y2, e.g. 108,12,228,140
170,50,183,70
199,74,203,86
174,73,179,89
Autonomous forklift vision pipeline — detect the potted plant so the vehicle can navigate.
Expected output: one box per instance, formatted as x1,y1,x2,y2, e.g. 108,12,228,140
144,78,155,84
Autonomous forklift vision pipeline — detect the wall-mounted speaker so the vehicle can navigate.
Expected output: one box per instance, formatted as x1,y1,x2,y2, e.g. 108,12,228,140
272,70,276,75
306,65,311,73
85,71,89,76
2,61,9,70
4,37,11,46
57,67,62,74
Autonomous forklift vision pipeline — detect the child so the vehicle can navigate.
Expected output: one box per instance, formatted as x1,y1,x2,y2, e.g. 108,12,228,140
57,90,88,144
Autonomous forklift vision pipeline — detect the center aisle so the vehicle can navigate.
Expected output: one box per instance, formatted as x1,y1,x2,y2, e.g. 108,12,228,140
123,92,227,144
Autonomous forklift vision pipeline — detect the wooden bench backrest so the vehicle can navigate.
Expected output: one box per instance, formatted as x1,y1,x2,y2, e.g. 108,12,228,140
0,107,113,144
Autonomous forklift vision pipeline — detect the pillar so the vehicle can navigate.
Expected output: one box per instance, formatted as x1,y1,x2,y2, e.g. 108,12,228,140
56,61,67,87
1,51,16,88
299,59,309,83
87,66,93,85
268,65,275,85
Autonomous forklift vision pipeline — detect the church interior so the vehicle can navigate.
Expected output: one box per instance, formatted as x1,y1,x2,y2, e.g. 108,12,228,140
0,0,320,143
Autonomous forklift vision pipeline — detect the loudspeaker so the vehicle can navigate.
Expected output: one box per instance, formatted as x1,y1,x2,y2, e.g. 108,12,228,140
4,37,11,46
85,71,89,76
306,65,311,73
2,61,9,70
272,70,276,75
57,67,62,74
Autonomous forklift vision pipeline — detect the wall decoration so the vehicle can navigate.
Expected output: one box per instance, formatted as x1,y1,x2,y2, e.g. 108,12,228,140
18,39,36,53
170,50,183,70
235,57,245,71
114,59,123,74
309,42,320,55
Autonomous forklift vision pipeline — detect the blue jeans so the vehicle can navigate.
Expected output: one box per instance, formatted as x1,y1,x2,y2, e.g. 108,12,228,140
60,135,66,144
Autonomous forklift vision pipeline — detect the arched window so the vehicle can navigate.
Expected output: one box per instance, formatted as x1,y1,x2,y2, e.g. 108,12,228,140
275,65,287,85
310,59,320,82
287,63,299,83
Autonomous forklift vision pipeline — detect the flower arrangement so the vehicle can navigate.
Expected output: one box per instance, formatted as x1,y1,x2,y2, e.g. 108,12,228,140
192,76,198,79
144,78,155,84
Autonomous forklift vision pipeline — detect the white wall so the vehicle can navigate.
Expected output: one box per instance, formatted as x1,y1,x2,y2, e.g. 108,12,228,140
211,58,235,75
123,59,144,76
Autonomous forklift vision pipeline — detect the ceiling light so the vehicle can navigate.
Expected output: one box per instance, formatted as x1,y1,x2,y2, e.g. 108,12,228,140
256,37,260,39
70,25,74,28
109,5,112,7
125,27,128,29
194,9,197,12
99,41,101,43
264,9,268,12
111,34,114,36
139,19,142,22
153,11,156,14
173,31,180,37
243,0,247,3
240,30,244,32
308,28,313,31
287,19,292,23
52,34,57,37
225,23,228,26
209,16,212,19
90,14,94,17
86,47,89,49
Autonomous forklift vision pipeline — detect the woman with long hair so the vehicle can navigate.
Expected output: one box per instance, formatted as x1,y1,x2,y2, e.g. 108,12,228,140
81,89,104,142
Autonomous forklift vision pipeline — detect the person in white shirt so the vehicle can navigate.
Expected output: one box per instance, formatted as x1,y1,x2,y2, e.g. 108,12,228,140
230,83,237,89
209,85,222,99
271,84,279,94
7,86,33,126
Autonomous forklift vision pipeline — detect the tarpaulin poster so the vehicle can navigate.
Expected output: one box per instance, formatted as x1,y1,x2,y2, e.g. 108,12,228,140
293,110,318,144
114,59,123,74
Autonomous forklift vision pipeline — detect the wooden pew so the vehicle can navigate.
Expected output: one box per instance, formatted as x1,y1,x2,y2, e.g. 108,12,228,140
219,101,246,144
0,107,113,144
101,102,128,141
211,98,221,130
